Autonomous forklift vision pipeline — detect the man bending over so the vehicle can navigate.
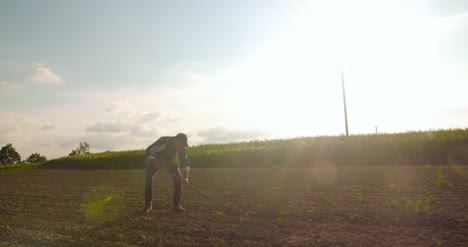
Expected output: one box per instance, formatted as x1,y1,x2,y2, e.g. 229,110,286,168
144,133,190,213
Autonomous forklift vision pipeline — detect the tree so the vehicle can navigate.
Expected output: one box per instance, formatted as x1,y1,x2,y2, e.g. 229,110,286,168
25,153,47,163
0,144,21,165
69,142,91,156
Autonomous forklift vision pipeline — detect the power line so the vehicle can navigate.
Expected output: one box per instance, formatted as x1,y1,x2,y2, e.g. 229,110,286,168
287,0,304,20
265,0,297,30
299,0,314,18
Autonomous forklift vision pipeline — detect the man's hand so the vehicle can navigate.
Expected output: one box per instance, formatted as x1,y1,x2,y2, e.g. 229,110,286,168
182,169,190,186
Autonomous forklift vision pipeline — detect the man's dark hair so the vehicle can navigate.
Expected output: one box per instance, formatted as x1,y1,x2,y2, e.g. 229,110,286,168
175,133,188,147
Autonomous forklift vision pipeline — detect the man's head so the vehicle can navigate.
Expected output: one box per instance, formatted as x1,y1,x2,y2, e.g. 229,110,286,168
173,133,189,149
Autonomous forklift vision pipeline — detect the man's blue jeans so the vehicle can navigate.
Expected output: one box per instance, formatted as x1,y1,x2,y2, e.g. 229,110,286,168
145,165,182,207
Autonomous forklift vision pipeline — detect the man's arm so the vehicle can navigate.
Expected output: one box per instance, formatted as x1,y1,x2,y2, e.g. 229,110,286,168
179,148,190,184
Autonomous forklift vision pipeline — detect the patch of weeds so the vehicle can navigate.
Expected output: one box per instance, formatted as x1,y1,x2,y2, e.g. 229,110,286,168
414,196,429,213
272,165,281,170
116,233,125,241
425,164,432,171
426,195,435,205
357,194,366,203
387,183,398,190
273,186,284,191
306,207,318,214
287,200,294,205
278,209,285,217
239,216,249,223
348,214,360,220
405,195,435,213
23,183,33,189
319,192,326,200
405,200,414,209
435,167,453,188
177,229,189,235
388,199,399,207
394,217,400,223
214,211,225,217
244,210,255,216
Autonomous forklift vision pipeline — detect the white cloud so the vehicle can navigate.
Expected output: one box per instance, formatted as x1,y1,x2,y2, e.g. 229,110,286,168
86,121,126,133
40,124,56,130
86,102,162,138
139,112,160,123
0,81,25,89
0,112,64,159
31,63,64,84
197,127,268,143
106,100,136,115
0,112,36,143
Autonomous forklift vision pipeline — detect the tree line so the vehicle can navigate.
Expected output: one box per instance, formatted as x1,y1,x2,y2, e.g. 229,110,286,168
0,142,91,166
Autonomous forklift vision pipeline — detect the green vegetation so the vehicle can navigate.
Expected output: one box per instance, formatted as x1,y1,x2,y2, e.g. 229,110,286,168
188,128,468,168
387,183,398,190
357,194,366,203
39,129,468,169
348,214,360,220
43,150,145,169
69,142,91,156
307,207,319,214
0,163,43,175
0,144,21,165
435,167,453,188
238,216,249,223
273,186,284,191
319,192,326,200
400,195,436,213
414,195,435,213
214,211,225,217
25,153,47,163
388,199,399,207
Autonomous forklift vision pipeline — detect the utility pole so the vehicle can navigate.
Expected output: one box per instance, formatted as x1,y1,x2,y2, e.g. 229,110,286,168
341,66,349,136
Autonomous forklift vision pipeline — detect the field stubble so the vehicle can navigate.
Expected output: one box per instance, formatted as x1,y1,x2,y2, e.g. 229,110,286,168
0,165,467,246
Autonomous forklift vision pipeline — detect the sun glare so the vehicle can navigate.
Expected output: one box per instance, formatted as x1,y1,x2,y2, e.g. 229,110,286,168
221,0,456,137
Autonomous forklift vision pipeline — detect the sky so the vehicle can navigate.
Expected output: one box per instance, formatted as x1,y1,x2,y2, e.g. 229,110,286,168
1,0,467,159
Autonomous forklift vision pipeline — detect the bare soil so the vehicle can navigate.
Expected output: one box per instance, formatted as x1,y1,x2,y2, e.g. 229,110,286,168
0,165,467,246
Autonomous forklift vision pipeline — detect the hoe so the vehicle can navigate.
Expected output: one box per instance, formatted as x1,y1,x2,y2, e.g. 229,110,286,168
167,170,214,201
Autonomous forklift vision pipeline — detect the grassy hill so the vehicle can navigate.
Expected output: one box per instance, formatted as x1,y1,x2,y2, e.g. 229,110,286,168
40,129,468,169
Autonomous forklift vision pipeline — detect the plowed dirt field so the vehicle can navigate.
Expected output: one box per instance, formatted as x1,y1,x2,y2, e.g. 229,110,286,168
1,165,467,246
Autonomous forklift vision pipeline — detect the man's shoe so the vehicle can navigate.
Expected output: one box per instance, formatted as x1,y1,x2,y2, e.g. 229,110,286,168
143,205,153,213
173,204,186,212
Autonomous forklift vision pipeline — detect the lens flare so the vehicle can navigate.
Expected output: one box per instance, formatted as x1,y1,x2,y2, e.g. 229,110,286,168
312,161,337,185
